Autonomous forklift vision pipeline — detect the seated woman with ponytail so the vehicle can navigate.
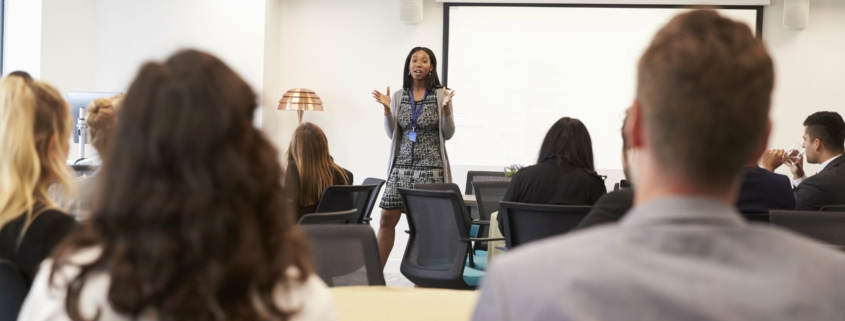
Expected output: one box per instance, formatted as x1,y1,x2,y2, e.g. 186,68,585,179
0,72,78,287
285,122,353,220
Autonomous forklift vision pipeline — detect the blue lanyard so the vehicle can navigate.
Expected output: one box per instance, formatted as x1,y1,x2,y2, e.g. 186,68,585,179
409,89,428,130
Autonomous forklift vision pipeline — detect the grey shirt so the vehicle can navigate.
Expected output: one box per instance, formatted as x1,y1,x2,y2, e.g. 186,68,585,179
384,88,455,182
474,196,845,321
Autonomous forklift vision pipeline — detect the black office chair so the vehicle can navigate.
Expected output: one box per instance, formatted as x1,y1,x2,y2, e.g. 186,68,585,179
417,183,463,196
398,188,502,289
819,205,845,212
499,202,592,249
0,259,28,321
741,212,770,223
301,225,385,287
298,209,356,225
465,171,508,195
315,185,378,224
417,183,489,240
769,210,845,247
471,181,510,251
360,178,386,225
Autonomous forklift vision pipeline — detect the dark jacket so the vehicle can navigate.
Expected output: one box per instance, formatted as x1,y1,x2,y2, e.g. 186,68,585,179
794,155,845,211
739,166,795,213
573,167,796,230
285,162,353,220
497,160,607,234
0,208,77,286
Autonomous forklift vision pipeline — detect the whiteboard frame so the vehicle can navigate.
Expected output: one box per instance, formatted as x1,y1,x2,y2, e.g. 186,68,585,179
441,3,765,87
437,0,770,5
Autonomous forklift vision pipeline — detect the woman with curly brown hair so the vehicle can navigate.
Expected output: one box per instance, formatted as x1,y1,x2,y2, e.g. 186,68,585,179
19,50,336,321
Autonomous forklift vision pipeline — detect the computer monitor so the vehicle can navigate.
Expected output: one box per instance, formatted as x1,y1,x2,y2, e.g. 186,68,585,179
66,92,121,143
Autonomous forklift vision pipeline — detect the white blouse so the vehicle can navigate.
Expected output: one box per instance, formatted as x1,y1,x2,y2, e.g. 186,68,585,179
18,247,337,321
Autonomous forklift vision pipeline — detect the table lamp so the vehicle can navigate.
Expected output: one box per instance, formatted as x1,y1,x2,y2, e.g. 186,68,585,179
279,88,323,124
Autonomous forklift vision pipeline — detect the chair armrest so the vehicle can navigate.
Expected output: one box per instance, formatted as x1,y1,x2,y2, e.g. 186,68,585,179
471,220,490,226
405,230,410,234
461,237,505,242
362,218,372,223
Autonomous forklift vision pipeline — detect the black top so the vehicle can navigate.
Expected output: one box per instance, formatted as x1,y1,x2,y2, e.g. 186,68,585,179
285,162,353,219
738,166,795,213
573,166,799,231
0,208,77,286
572,188,634,231
497,159,607,234
794,155,845,211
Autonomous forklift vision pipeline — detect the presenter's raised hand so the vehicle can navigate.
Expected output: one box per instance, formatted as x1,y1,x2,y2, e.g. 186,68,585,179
372,86,391,110
442,89,455,117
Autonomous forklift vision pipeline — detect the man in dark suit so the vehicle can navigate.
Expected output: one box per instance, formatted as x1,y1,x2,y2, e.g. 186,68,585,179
762,112,845,211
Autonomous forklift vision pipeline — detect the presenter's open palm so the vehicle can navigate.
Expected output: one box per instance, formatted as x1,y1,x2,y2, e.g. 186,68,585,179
372,87,391,108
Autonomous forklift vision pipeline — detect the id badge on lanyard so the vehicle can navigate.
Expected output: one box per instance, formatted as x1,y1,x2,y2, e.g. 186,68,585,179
409,89,428,142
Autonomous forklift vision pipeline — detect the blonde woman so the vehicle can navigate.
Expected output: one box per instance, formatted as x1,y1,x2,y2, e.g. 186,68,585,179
0,73,78,287
285,122,353,220
59,95,123,219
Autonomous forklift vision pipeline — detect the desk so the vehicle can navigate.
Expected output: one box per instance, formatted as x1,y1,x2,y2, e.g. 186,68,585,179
463,194,476,205
331,286,479,321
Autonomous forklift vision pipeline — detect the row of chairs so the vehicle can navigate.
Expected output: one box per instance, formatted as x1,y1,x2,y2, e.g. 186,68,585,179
297,177,386,225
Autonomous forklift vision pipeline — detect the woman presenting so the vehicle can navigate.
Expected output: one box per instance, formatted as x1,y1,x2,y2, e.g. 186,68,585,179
372,47,455,267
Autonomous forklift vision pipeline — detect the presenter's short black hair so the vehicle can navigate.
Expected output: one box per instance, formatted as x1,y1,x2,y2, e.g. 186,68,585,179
403,47,443,92
804,111,845,153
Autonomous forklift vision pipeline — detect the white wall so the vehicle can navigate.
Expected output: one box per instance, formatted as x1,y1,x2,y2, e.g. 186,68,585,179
764,0,845,176
40,0,269,160
4,0,42,76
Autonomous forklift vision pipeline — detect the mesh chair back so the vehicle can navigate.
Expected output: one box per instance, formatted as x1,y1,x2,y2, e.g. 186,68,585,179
819,205,845,212
466,171,507,195
298,209,356,225
471,181,509,221
500,202,592,249
0,260,27,321
398,188,474,289
361,178,386,224
416,183,463,197
742,212,770,223
315,185,377,224
301,225,385,287
770,210,845,246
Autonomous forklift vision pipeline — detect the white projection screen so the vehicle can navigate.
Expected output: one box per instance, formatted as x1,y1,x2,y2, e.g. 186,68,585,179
443,5,762,172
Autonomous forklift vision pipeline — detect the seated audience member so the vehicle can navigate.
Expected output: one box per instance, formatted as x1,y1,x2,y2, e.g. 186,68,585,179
497,117,607,234
0,72,78,287
762,111,845,210
18,50,336,321
575,113,795,231
474,11,845,321
572,112,635,230
285,122,353,219
52,95,123,220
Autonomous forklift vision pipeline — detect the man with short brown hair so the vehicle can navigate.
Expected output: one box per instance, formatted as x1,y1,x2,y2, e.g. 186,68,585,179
472,10,845,321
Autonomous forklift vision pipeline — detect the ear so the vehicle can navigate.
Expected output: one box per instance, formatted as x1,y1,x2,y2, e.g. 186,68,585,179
814,138,823,152
627,100,645,149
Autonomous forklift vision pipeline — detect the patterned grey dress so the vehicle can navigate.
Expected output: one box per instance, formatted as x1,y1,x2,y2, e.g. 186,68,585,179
379,91,444,209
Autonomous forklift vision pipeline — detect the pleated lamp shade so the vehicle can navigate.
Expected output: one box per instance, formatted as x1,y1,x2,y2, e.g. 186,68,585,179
279,88,323,124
